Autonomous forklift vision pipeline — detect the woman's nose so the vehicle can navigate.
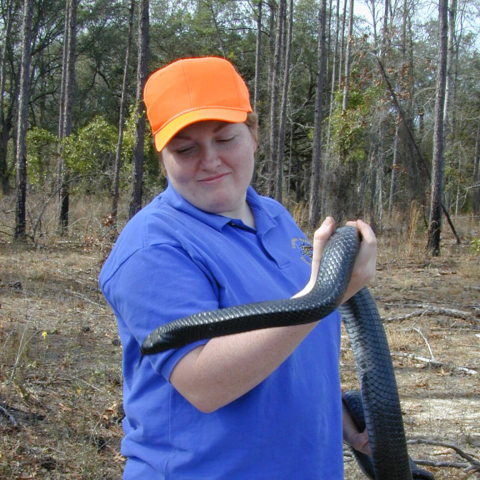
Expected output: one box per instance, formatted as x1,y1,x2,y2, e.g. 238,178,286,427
199,144,221,169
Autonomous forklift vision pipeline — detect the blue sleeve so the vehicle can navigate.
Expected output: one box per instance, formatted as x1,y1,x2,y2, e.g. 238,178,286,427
102,243,219,380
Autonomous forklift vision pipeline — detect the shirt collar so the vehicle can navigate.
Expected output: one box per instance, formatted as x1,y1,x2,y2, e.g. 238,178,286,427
160,182,283,233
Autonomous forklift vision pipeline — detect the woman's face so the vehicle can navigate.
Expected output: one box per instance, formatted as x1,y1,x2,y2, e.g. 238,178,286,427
161,121,257,219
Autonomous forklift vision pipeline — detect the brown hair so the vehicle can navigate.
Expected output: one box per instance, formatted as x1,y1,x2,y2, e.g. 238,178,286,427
245,112,259,143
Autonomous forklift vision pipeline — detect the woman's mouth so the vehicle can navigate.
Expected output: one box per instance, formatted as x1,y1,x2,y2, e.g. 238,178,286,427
198,172,229,184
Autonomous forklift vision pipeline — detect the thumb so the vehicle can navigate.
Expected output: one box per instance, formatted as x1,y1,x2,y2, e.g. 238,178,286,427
310,216,335,286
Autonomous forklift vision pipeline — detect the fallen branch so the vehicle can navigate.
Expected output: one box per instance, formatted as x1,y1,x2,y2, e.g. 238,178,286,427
408,438,480,471
411,327,435,361
383,306,476,322
392,352,478,375
385,301,479,313
414,459,472,469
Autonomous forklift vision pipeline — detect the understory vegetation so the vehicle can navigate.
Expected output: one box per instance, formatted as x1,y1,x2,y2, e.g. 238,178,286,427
0,195,479,478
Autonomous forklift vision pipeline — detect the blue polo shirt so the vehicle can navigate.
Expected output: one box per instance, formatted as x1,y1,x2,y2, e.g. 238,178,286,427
99,184,343,479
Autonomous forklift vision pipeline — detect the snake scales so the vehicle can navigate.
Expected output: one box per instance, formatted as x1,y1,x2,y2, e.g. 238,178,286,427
141,226,433,479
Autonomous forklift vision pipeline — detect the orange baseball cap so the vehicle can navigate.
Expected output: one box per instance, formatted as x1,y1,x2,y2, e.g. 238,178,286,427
144,57,253,152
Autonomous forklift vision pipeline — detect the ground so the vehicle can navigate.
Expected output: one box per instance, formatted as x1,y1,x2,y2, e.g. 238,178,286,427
0,209,479,479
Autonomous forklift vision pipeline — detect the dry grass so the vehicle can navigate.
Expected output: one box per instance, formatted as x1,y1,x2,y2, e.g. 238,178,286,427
1,194,479,479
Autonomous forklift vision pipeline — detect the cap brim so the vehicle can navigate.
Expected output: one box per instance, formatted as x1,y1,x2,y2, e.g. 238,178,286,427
154,108,248,152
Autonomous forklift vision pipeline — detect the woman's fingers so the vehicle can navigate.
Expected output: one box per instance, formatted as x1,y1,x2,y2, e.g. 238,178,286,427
310,217,336,287
293,217,336,298
342,219,377,302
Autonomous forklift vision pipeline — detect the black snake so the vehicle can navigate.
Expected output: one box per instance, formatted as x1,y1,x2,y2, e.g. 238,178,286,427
141,226,434,479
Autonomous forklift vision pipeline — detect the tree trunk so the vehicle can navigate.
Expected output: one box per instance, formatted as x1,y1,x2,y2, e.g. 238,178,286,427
338,0,348,92
268,0,284,199
308,0,327,229
251,0,263,189
253,0,262,112
427,0,448,256
368,145,378,231
58,0,77,235
342,0,353,112
388,118,400,215
14,0,34,241
381,0,389,59
443,0,456,139
0,0,14,195
326,0,341,145
129,0,149,219
112,0,135,228
208,0,226,57
473,115,480,216
275,0,293,203
58,1,69,140
0,115,12,196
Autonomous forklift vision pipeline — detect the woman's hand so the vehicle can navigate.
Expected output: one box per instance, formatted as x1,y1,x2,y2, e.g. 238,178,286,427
293,216,336,298
295,217,377,302
342,219,377,302
342,398,372,455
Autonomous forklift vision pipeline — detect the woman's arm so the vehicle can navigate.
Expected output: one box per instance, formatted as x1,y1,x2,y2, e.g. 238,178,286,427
170,217,377,413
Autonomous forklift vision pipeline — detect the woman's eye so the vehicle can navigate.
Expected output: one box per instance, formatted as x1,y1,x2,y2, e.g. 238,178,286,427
177,146,195,155
218,136,235,143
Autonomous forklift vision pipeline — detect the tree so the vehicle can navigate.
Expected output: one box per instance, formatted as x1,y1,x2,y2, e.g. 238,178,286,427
473,114,480,216
308,0,327,229
427,0,448,256
342,0,353,113
14,0,34,241
0,0,14,195
253,0,263,112
326,0,341,144
58,0,77,235
111,0,135,228
129,0,149,219
275,0,293,203
268,0,285,199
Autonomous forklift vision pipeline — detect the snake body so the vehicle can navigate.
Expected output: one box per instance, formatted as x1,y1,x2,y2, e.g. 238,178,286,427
141,226,433,479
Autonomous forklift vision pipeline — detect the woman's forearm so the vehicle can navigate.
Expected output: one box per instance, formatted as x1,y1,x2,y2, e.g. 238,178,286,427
170,321,320,412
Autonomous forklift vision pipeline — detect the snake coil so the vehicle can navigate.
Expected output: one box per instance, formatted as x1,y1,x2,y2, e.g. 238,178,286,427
141,226,434,480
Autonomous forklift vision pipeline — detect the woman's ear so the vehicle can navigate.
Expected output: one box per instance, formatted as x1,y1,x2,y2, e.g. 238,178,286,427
158,151,167,177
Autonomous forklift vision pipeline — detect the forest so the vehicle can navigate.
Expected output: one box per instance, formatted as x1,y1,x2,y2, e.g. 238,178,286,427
0,0,479,249
0,0,480,478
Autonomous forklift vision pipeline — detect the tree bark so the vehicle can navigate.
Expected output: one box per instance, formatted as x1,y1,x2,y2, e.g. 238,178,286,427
251,0,263,189
473,114,480,216
112,0,135,227
388,118,400,215
268,0,284,199
58,0,77,235
308,0,327,229
443,0,456,139
342,0,354,112
14,0,34,241
338,0,348,92
275,0,293,203
0,0,14,195
326,0,341,144
253,0,262,112
381,0,389,59
129,0,149,219
427,0,448,256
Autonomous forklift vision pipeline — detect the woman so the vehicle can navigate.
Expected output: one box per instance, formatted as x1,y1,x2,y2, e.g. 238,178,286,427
100,56,376,479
